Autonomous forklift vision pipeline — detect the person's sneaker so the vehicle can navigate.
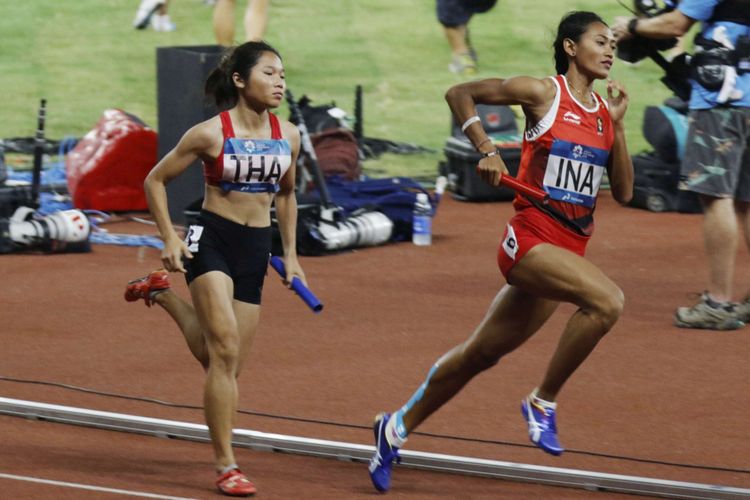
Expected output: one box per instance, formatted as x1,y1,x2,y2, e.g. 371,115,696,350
151,14,176,32
215,468,257,497
521,393,564,456
124,269,170,307
368,412,401,492
448,53,477,76
674,292,745,330
133,0,164,29
733,297,750,323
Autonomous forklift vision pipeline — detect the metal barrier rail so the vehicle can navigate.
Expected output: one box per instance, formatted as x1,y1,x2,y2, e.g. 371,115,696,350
2,397,747,499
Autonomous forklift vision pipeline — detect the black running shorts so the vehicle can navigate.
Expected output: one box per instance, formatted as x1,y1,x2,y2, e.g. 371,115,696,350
437,0,497,27
184,210,271,304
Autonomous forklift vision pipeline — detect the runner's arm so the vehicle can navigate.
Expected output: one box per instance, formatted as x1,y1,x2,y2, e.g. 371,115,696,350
605,80,633,204
144,124,214,271
445,76,553,154
275,123,307,286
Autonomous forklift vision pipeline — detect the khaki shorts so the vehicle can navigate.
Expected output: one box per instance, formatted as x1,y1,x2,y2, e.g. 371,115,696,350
679,107,750,201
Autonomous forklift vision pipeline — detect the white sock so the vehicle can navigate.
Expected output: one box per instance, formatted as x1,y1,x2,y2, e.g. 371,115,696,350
530,388,556,409
385,415,407,448
219,463,238,475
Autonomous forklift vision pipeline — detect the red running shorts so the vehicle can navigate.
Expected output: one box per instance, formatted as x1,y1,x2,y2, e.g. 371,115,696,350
497,207,590,279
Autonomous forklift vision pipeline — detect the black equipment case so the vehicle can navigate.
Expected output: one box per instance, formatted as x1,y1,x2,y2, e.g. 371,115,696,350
0,185,36,253
441,105,522,201
628,97,701,214
630,152,702,213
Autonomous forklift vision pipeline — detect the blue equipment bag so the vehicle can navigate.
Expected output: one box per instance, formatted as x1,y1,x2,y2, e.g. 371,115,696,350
307,176,437,242
326,176,436,241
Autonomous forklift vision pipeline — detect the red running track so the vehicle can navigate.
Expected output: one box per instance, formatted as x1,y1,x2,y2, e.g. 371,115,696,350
1,193,748,498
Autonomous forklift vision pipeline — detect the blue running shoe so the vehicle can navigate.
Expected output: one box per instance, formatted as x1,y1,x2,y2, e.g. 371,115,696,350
368,412,401,492
521,395,564,456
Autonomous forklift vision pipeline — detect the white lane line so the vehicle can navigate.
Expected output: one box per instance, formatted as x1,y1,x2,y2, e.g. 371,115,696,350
0,473,198,500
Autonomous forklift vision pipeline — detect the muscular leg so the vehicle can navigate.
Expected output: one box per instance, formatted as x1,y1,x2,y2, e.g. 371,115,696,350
399,242,622,436
213,0,236,46
508,244,624,401
190,271,245,470
402,285,559,433
230,299,261,430
701,196,737,302
153,290,209,369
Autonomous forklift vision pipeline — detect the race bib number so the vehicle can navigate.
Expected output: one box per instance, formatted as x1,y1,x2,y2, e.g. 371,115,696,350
502,223,518,261
543,140,608,207
221,138,292,187
185,225,204,253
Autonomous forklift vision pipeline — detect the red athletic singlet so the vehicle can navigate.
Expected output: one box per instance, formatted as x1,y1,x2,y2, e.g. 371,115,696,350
203,111,291,194
514,75,615,236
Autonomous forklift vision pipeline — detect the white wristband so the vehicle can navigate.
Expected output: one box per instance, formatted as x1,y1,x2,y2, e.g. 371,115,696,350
460,115,481,133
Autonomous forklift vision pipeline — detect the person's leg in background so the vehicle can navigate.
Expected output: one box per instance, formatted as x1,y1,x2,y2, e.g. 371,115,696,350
736,198,750,315
151,0,176,32
437,0,497,75
244,0,269,42
675,107,749,330
700,196,738,304
213,0,236,46
214,0,269,46
731,120,750,320
437,0,476,75
134,0,168,30
444,23,476,75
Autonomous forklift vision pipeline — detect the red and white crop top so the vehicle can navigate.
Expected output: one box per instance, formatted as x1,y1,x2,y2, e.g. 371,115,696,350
203,111,292,194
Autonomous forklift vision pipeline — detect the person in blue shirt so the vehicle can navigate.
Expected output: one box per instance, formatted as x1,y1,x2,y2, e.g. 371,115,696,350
614,0,750,330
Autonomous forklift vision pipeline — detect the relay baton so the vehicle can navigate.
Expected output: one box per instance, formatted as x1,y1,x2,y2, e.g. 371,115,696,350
500,175,549,203
270,256,323,313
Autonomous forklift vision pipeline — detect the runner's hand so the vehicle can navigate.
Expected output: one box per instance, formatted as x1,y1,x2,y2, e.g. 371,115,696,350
281,256,307,288
606,79,629,123
476,154,509,187
161,236,192,273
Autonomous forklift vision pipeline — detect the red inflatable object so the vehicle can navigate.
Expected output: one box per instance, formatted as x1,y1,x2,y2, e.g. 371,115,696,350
66,109,158,211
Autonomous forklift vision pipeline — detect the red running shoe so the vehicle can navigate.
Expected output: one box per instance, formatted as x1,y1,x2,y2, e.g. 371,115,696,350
124,269,170,307
216,469,257,497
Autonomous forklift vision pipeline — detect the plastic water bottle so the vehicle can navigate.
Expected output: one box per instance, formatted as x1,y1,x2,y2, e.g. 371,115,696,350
412,192,432,246
434,175,447,204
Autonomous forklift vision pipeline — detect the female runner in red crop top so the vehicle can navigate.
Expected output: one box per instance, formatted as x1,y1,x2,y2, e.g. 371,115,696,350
368,11,633,493
126,41,305,497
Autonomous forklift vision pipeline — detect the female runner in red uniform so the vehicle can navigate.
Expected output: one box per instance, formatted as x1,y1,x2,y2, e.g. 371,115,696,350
124,41,306,497
369,11,633,493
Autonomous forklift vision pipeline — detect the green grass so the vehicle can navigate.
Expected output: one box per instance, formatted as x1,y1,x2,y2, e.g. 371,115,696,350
1,0,676,178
